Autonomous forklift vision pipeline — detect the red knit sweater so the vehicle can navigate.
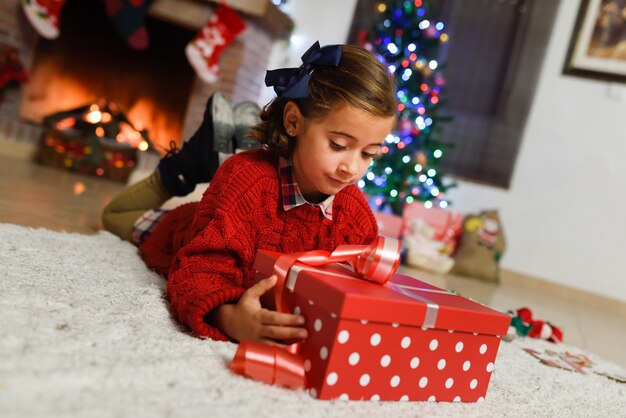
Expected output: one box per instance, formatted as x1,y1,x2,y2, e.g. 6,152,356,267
140,149,378,340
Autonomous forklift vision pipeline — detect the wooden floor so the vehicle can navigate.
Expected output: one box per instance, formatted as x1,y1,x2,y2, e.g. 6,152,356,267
1,152,625,368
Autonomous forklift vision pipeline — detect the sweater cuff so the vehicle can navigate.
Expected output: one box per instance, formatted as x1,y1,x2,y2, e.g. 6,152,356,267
175,287,246,340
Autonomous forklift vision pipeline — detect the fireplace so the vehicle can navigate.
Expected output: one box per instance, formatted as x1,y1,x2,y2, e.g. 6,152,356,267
22,1,202,151
0,0,291,160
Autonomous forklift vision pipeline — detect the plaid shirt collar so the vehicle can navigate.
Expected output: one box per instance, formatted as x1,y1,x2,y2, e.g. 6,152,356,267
279,157,334,220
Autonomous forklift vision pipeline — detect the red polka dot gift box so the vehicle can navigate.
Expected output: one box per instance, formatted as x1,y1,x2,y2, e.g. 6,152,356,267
233,241,511,402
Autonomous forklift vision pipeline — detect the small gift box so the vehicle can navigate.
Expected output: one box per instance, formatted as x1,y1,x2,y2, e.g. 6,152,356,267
373,211,404,239
232,238,510,402
403,203,463,249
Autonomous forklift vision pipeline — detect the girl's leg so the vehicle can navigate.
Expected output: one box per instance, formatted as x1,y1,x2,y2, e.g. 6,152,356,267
157,91,233,196
101,171,170,242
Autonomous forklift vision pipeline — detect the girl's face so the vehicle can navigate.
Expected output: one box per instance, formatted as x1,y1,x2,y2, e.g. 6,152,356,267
286,103,396,203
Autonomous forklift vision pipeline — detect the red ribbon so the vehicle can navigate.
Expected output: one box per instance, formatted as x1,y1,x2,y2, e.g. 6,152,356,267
230,341,305,389
272,236,401,313
230,236,401,389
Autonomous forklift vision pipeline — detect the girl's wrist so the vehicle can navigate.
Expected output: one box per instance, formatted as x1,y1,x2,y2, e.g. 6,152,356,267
206,303,237,340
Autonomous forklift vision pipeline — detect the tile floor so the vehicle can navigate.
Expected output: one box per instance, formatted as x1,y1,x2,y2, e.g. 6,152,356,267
1,153,625,368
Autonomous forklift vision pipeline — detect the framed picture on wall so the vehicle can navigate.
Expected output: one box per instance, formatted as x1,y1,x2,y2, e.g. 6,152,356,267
563,0,626,83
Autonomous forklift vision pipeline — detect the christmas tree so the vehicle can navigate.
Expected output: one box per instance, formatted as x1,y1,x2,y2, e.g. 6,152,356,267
359,0,454,215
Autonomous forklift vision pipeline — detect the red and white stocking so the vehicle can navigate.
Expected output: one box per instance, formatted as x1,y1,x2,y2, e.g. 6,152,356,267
185,4,246,84
21,0,66,39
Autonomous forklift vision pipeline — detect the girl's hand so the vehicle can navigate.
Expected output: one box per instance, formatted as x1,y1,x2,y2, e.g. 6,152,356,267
210,275,308,344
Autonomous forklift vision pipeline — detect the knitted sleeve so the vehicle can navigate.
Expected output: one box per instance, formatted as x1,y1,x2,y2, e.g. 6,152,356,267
166,152,276,340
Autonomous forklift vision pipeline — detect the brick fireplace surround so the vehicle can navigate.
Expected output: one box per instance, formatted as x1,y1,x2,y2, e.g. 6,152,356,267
0,0,291,158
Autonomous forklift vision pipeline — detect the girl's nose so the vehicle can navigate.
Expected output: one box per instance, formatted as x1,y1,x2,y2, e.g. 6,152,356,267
339,154,358,176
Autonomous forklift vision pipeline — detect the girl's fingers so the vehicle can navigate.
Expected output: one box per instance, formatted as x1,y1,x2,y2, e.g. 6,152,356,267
244,275,277,298
259,309,305,326
262,324,308,341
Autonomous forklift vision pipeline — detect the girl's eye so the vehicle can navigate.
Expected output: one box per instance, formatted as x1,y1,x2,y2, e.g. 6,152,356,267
330,141,346,151
362,152,378,159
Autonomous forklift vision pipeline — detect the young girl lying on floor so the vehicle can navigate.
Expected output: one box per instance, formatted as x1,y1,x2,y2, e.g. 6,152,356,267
102,41,397,344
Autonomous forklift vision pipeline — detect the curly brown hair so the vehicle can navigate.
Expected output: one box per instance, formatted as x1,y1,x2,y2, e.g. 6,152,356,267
249,44,397,157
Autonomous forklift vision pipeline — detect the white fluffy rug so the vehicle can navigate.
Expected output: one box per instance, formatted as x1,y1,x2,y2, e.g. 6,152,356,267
1,223,625,418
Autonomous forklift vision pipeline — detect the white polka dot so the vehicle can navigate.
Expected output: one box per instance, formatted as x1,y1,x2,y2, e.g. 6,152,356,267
380,354,391,367
448,329,454,333
401,336,411,348
337,330,350,344
370,333,381,346
470,379,478,389
478,397,485,402
455,341,464,352
326,372,338,386
453,396,461,402
320,346,328,360
445,378,454,388
330,312,337,318
410,357,420,369
314,319,322,332
348,352,360,365
421,326,429,331
293,306,301,315
308,299,314,305
437,359,446,370
309,388,317,398
486,362,494,372
400,395,409,402
473,332,478,336
339,393,349,401
359,374,371,386
463,360,471,371
360,319,368,325
429,339,438,350
479,344,488,354
391,322,400,328
304,359,311,371
390,375,400,387
427,395,436,402
370,394,380,401
419,376,428,388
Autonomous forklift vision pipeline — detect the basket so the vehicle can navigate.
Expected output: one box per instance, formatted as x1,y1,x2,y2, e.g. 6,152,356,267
37,128,137,183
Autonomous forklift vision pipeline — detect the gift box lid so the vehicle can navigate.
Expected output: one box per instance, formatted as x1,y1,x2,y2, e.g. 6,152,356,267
255,250,511,336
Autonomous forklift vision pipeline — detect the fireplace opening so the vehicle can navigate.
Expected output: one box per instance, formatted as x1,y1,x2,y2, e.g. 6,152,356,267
20,0,196,151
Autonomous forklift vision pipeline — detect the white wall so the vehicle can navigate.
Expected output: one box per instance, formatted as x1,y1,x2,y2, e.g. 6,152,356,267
448,0,626,303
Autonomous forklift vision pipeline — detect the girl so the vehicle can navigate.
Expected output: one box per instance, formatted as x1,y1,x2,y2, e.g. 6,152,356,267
102,41,397,344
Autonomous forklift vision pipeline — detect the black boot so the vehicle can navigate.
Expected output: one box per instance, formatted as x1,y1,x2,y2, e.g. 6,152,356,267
232,101,262,151
158,92,234,196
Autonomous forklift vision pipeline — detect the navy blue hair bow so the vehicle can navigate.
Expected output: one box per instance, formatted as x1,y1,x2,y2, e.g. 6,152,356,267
265,41,342,99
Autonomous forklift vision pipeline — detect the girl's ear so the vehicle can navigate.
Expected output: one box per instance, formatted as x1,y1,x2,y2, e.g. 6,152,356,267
282,101,303,136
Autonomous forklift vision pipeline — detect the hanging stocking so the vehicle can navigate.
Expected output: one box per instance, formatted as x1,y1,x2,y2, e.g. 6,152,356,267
0,44,28,103
104,0,152,50
21,0,66,39
185,4,246,84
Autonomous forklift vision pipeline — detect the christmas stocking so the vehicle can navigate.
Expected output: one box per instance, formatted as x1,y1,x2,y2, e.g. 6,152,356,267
104,0,153,50
0,45,28,91
21,0,66,39
185,4,246,84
